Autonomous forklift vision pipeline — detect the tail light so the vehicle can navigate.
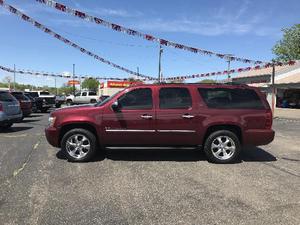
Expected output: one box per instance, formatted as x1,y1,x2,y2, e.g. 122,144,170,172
0,103,3,112
265,109,273,129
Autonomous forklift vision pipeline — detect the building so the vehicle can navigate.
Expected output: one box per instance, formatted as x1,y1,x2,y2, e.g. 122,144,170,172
231,61,300,109
99,80,142,96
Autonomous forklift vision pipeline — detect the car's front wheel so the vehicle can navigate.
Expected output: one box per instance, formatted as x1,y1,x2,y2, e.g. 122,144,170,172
204,130,241,163
61,128,97,162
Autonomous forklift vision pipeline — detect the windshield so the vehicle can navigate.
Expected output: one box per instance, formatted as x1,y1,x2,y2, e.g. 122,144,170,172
95,91,121,107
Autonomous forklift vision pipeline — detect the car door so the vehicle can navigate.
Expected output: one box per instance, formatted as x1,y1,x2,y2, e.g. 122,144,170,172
80,92,88,104
155,87,199,145
102,87,156,146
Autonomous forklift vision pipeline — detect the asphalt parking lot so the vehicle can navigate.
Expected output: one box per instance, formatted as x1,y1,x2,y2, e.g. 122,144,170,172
0,113,299,225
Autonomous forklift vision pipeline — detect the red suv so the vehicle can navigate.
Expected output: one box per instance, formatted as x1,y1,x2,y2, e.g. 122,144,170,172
45,84,274,163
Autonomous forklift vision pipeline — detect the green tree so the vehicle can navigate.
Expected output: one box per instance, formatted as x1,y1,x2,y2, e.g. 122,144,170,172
81,78,99,91
272,24,300,61
198,79,216,84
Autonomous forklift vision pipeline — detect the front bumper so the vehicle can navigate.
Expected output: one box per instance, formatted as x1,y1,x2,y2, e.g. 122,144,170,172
243,129,275,146
45,126,60,147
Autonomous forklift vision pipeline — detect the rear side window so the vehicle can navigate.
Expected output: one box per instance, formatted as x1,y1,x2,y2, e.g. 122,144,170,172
0,92,15,102
198,88,265,109
159,88,192,109
11,93,28,101
119,88,152,110
89,91,97,96
82,92,87,96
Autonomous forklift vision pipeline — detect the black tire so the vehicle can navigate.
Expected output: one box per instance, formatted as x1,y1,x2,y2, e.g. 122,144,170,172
203,130,241,164
61,128,97,162
55,103,61,108
90,99,97,103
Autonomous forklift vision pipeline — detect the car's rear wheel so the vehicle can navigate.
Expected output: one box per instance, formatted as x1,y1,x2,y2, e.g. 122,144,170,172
90,99,97,103
204,130,241,163
61,128,97,162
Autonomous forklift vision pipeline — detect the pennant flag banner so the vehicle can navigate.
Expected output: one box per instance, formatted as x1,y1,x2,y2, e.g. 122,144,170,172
162,60,296,81
1,60,295,84
36,0,265,65
0,0,156,81
0,65,143,81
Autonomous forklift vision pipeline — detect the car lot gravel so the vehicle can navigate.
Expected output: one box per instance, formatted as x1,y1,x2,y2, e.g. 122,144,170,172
0,113,299,225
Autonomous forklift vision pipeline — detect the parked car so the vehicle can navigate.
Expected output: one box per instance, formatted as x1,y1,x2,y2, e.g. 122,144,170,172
0,91,23,129
11,92,32,117
45,84,274,163
24,93,37,113
25,91,55,113
55,95,66,108
66,91,98,105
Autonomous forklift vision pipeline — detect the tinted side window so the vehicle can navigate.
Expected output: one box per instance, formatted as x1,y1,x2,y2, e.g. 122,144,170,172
89,91,97,96
198,88,265,109
12,93,27,100
119,88,152,110
82,92,87,96
159,88,192,109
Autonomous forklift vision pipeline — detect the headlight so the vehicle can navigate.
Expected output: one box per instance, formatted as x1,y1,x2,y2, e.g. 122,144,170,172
48,116,56,127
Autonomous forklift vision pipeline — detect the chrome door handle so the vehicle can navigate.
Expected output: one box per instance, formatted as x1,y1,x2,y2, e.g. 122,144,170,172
182,114,194,119
141,114,152,119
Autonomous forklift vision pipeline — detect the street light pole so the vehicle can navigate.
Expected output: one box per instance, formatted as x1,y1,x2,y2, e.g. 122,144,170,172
225,54,233,80
13,64,16,90
158,45,163,83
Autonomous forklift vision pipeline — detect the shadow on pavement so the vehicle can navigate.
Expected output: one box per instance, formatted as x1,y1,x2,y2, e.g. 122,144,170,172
241,147,277,162
0,126,33,133
106,149,206,162
28,114,43,118
56,147,277,163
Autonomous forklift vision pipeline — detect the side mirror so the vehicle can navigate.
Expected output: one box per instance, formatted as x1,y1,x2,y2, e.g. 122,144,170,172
111,101,120,111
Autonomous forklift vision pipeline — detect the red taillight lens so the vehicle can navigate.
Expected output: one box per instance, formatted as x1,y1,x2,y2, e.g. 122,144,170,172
265,109,273,129
0,103,3,112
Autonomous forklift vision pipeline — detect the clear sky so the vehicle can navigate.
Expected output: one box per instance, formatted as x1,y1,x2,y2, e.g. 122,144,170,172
0,0,299,87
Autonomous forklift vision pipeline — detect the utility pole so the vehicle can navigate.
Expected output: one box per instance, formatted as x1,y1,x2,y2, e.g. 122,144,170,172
271,64,276,115
137,66,140,80
158,45,163,83
72,64,75,96
13,64,16,90
54,76,57,95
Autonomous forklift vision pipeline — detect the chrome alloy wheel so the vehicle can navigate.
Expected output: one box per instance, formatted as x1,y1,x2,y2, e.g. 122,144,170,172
211,136,236,160
66,134,91,159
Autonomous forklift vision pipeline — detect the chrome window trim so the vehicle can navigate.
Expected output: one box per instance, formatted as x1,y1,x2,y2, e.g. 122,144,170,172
106,129,156,133
157,130,196,133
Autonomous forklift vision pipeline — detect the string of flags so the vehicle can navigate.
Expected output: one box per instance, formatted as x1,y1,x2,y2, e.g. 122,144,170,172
36,0,265,65
0,0,156,81
1,60,295,83
0,65,140,81
163,60,296,81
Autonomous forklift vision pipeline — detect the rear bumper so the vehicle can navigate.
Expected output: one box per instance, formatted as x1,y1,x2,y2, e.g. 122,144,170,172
243,129,275,146
0,112,23,125
45,126,60,147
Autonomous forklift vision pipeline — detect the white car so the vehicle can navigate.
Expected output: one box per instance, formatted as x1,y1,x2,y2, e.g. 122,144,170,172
66,91,99,105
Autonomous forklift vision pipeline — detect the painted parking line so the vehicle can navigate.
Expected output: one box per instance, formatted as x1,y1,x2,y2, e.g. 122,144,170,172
0,134,28,138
